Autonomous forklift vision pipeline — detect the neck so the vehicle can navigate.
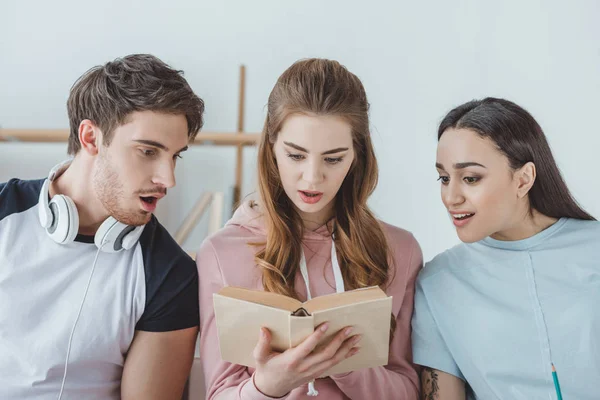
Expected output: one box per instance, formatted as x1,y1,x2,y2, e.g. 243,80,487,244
49,157,110,235
491,208,559,241
298,201,334,232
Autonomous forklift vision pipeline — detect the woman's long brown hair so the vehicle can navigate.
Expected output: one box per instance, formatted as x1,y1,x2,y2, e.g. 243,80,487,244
255,58,396,335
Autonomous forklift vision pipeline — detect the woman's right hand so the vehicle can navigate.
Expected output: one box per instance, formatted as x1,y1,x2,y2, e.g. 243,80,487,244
252,322,361,398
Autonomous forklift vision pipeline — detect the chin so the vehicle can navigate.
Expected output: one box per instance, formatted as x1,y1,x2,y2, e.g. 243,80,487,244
456,229,487,244
111,210,151,227
294,202,322,213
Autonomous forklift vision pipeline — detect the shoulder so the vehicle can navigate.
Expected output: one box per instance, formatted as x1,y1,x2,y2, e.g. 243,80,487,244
560,218,600,239
533,218,600,258
418,241,478,283
378,220,422,265
135,215,199,331
379,220,420,254
0,178,44,222
208,222,259,247
200,201,267,259
195,224,263,288
139,215,197,279
377,220,423,291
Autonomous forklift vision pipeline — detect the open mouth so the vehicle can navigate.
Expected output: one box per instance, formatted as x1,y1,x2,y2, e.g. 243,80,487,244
299,190,323,204
301,191,320,198
140,196,157,205
140,196,159,212
453,213,474,220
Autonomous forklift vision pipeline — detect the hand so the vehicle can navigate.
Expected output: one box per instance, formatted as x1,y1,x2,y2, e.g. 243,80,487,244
253,323,361,397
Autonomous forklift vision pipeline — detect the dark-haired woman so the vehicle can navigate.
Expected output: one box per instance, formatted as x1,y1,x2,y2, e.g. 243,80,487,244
412,97,599,400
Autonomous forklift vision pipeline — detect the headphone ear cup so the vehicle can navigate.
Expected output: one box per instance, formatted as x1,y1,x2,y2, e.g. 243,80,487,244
38,179,52,229
95,217,120,252
121,225,144,250
47,195,79,244
95,217,144,253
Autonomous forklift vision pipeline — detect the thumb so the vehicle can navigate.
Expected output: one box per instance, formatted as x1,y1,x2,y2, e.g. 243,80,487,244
253,327,272,364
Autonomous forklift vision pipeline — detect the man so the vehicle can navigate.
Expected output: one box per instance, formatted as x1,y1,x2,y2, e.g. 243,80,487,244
0,54,204,399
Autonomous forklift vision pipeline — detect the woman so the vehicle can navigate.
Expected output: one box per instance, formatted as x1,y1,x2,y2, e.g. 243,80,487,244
197,58,422,399
412,97,599,399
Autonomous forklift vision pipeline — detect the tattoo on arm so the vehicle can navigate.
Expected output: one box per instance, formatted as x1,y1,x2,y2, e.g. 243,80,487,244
421,367,440,400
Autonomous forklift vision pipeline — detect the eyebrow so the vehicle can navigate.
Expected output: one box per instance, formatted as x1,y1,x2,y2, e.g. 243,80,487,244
436,162,487,171
133,139,188,154
283,141,349,155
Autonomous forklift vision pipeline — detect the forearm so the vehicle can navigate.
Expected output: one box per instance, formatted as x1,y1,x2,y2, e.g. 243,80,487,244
331,366,419,400
121,328,197,400
209,372,289,400
420,367,465,400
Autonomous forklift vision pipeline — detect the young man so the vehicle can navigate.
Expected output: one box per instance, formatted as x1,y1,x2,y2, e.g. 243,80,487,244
0,54,205,399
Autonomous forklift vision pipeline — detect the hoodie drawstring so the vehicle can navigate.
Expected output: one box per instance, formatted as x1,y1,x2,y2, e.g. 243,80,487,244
299,234,345,397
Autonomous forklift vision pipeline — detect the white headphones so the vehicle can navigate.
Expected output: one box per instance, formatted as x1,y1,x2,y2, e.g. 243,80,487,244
38,160,145,252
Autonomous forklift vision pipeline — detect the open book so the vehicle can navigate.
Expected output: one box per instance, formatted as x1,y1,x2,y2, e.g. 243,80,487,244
213,286,392,376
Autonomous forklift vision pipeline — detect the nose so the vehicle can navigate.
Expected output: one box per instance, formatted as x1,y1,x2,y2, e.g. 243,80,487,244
153,161,176,189
442,180,465,208
302,159,324,185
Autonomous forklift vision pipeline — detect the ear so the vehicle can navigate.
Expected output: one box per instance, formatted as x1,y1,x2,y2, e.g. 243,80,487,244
515,162,536,198
78,119,101,156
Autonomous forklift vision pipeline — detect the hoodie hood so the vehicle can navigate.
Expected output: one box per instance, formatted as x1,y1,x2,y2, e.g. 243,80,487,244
226,200,334,242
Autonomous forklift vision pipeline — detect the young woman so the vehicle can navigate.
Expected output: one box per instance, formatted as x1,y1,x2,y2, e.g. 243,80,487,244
412,97,599,400
197,59,422,399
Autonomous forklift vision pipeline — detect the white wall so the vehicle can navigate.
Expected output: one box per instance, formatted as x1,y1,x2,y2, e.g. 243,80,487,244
1,0,599,261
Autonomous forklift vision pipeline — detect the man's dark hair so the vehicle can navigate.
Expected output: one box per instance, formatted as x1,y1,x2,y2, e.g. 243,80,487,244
67,54,204,154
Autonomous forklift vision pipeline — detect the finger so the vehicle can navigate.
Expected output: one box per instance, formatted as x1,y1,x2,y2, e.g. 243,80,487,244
252,327,273,364
300,327,356,369
290,322,330,359
308,334,361,377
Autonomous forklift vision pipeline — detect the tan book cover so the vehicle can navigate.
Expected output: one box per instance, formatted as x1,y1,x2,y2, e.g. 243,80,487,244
213,286,392,376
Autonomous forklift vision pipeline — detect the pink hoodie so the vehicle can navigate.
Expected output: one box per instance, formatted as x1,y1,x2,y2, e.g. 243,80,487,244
196,200,422,400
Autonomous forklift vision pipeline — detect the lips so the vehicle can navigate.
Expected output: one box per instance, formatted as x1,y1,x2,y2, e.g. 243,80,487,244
140,196,158,212
298,190,323,205
450,212,475,227
139,192,165,213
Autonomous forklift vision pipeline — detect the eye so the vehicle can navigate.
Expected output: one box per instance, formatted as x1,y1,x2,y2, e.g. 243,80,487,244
141,148,157,157
464,176,480,184
437,176,450,185
174,154,183,160
286,153,305,161
325,157,343,165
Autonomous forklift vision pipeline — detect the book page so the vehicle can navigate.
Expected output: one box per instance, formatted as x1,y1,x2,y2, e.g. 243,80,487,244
217,286,303,312
312,296,393,376
303,286,387,313
213,294,293,367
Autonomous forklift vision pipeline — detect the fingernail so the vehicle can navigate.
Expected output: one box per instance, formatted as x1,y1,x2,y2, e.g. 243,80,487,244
348,347,360,357
344,327,354,337
352,335,362,344
320,323,329,332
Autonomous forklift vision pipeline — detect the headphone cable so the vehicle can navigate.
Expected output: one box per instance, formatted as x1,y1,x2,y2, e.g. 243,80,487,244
57,244,104,400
